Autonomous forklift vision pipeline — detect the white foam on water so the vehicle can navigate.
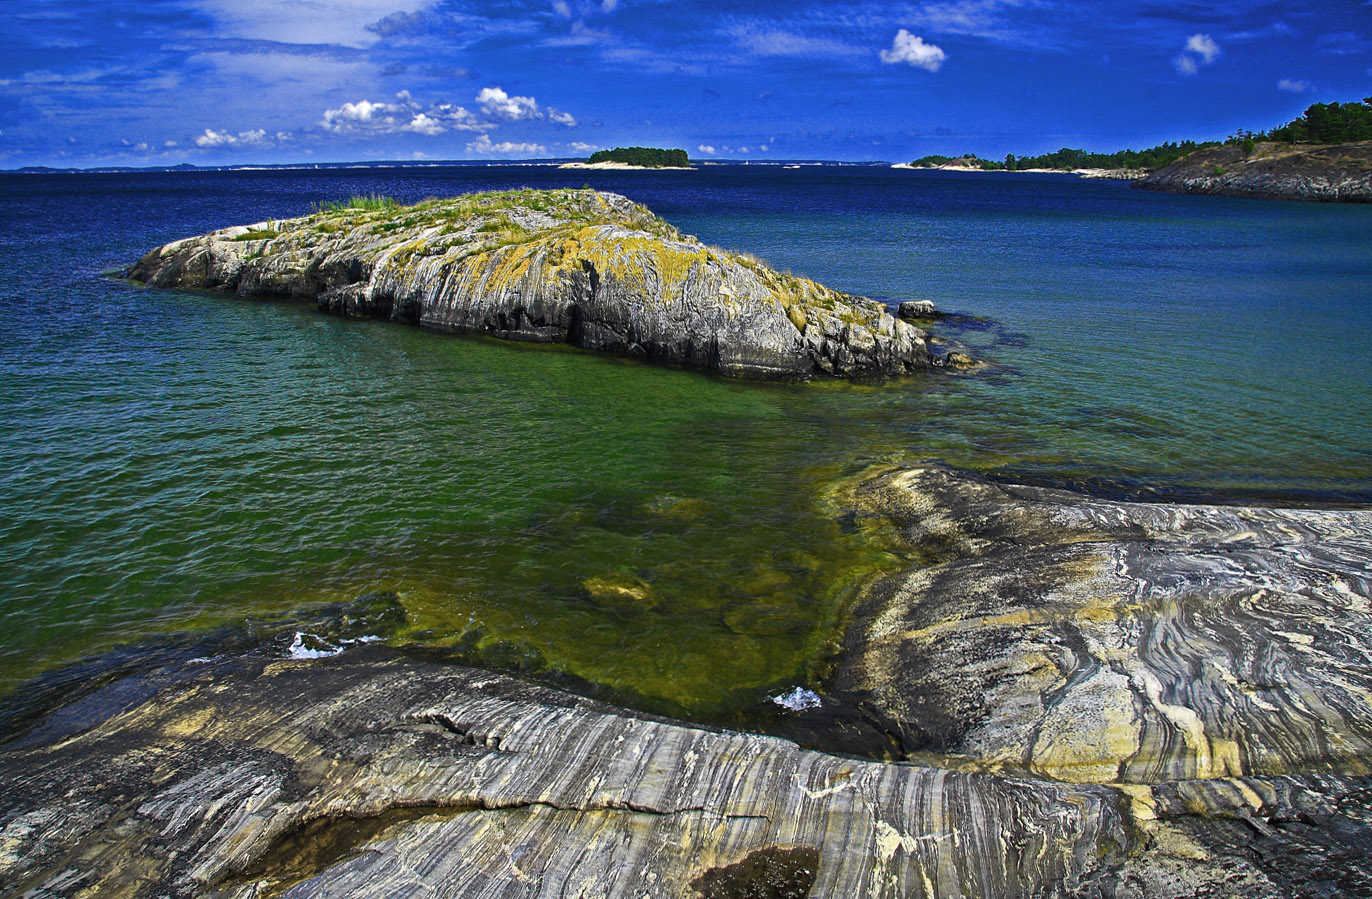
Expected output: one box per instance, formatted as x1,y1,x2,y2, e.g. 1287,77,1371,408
286,632,384,660
771,686,823,711
287,632,344,660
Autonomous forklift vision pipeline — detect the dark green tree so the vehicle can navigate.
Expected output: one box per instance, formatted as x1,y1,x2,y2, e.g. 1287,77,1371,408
587,147,689,167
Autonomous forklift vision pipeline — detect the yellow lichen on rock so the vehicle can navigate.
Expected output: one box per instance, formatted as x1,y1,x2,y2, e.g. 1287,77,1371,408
575,230,711,307
1030,667,1142,783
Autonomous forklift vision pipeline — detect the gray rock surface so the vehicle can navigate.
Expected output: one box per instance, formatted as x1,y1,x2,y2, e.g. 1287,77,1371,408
830,464,1372,788
1136,141,1372,202
4,465,1372,897
6,643,1369,899
124,189,931,379
896,300,940,320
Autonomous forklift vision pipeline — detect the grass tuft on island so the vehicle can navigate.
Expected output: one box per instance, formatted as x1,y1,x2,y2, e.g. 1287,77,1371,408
314,193,399,214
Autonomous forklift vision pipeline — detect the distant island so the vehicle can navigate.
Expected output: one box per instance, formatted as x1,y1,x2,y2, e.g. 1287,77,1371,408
559,146,690,170
900,97,1372,201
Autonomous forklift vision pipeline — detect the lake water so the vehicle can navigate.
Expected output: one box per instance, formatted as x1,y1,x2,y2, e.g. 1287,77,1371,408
2,164,1369,726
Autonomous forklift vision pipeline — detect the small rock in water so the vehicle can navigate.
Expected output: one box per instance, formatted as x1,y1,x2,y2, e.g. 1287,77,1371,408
772,686,823,711
581,575,654,609
898,300,939,320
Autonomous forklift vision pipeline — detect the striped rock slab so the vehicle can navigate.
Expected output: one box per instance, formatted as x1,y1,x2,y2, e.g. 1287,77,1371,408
4,465,1372,896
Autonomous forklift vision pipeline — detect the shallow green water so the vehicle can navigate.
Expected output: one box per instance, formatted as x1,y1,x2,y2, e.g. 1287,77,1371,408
0,282,902,718
1,166,1369,726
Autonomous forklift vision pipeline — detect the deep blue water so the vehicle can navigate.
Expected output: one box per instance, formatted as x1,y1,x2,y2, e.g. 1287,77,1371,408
2,164,1370,718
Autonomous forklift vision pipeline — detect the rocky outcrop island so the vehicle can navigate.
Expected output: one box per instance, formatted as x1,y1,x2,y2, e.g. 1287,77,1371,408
126,189,931,378
1136,141,1372,202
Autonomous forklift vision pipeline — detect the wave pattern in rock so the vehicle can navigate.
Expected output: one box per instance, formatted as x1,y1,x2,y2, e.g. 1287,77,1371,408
124,189,930,378
0,648,1131,897
830,465,1372,789
4,645,1372,896
5,466,1372,895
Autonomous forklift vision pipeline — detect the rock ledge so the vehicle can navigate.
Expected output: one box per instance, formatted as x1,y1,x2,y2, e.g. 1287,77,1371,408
1135,141,1372,202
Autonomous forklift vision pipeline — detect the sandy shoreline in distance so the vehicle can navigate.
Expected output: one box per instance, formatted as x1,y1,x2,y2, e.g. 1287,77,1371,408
558,161,694,170
890,162,1145,179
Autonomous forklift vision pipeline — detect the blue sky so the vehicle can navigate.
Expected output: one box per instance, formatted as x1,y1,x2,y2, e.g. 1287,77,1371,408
2,0,1370,167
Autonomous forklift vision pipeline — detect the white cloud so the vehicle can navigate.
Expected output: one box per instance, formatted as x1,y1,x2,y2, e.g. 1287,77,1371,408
405,112,445,135
901,0,1055,50
475,86,575,126
697,144,716,154
914,0,1008,34
189,0,439,49
1185,33,1221,63
1278,78,1314,92
880,30,947,72
324,99,388,128
477,86,542,121
546,20,613,46
194,127,269,147
550,0,617,18
570,141,598,151
321,92,483,134
466,133,547,156
736,29,866,58
1174,33,1220,76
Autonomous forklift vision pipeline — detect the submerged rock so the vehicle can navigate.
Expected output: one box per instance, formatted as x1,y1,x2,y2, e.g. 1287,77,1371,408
580,574,654,609
124,189,933,379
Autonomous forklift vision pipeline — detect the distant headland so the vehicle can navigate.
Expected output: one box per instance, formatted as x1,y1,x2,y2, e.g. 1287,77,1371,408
898,97,1372,202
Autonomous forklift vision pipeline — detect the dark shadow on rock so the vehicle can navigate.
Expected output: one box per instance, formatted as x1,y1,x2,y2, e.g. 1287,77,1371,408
690,846,821,899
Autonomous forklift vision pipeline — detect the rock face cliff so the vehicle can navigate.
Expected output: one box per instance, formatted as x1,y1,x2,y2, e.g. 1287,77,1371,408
125,189,930,379
1135,141,1372,202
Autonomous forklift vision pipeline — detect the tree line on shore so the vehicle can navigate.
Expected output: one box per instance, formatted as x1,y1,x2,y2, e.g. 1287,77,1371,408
910,97,1372,172
588,147,690,168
